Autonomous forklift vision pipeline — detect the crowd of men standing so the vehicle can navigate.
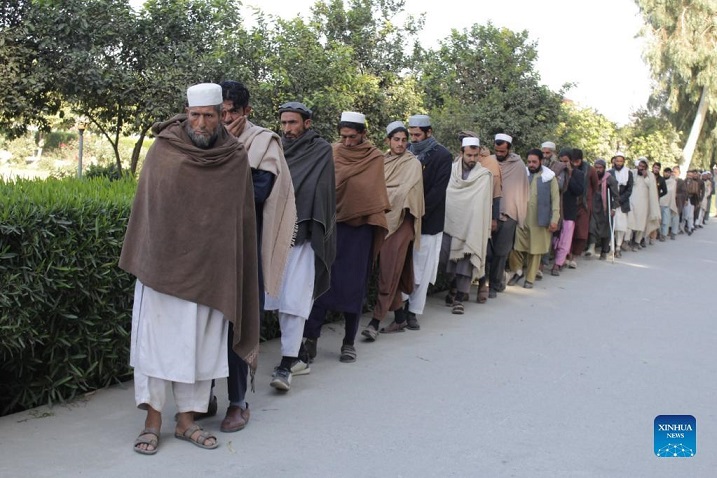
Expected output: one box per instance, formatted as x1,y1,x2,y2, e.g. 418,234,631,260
121,82,715,454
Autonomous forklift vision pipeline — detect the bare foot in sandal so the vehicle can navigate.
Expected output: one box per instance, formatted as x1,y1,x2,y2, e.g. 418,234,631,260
134,407,162,455
175,412,218,449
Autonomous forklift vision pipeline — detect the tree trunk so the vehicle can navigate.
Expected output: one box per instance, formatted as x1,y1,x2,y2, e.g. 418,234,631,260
680,85,709,177
130,124,152,176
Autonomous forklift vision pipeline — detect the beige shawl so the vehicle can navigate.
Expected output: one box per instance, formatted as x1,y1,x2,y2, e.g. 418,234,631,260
644,170,662,235
661,176,679,214
444,162,493,279
238,121,297,297
384,150,424,248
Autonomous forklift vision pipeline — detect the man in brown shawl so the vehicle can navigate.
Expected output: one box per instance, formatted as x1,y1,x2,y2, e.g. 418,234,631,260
304,111,390,364
264,101,336,391
213,81,296,432
486,133,528,299
120,83,259,454
361,121,423,335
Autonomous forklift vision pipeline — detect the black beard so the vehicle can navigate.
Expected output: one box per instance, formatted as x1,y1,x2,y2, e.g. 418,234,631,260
615,165,623,171
597,171,604,179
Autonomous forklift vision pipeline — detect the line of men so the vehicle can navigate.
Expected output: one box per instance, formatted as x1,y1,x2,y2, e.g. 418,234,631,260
120,82,713,454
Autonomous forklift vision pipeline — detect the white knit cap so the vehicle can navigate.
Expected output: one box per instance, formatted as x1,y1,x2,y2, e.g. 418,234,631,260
495,133,512,143
462,137,480,147
613,151,626,158
187,83,222,107
385,121,406,137
408,114,431,127
340,111,366,124
541,141,556,150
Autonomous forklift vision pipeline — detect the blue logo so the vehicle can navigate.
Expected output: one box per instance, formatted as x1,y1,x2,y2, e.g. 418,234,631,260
654,415,696,457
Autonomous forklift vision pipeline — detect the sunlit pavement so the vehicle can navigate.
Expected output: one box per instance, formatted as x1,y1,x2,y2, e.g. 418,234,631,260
2,225,716,477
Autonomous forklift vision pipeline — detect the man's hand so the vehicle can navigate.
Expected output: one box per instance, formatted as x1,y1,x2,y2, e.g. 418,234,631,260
491,219,497,232
225,115,247,137
548,222,558,233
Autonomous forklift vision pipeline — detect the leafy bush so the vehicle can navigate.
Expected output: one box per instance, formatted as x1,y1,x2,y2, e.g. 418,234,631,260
40,131,76,151
0,177,137,416
0,176,447,416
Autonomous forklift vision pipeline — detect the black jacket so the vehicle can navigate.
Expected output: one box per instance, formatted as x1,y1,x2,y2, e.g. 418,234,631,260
608,168,633,213
562,167,585,221
419,143,452,235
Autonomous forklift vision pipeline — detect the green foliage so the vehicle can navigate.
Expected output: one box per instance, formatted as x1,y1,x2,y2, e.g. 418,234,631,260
620,109,684,166
0,177,136,416
418,22,563,155
555,102,618,161
637,0,717,168
40,131,76,151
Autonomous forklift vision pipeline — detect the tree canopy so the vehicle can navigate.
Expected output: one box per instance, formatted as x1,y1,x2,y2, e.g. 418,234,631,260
1,0,684,173
636,0,717,171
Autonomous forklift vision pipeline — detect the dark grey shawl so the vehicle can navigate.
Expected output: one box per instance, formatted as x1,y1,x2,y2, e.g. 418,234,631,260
282,130,337,299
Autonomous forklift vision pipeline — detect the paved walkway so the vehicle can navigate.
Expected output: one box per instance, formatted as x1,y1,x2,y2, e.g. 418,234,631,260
2,226,716,477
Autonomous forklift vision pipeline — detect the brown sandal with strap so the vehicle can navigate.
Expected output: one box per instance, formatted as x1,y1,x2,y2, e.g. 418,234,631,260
174,424,219,450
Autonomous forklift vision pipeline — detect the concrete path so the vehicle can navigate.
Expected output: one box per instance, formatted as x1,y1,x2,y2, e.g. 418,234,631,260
2,227,716,477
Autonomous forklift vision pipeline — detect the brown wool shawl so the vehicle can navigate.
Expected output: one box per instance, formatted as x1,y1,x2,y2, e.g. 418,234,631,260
238,121,297,297
478,154,502,199
119,116,261,371
333,141,390,229
384,150,424,248
496,153,529,226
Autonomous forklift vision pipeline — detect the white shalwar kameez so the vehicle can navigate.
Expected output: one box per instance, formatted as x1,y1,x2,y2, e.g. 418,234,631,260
130,281,228,413
403,232,443,315
264,242,315,357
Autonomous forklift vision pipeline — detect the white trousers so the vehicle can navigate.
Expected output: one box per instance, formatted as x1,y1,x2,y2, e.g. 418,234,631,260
265,243,316,357
130,281,228,412
279,313,304,357
134,372,213,413
683,203,695,231
404,232,442,315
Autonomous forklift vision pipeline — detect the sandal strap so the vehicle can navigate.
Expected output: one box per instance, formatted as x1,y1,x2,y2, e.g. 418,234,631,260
135,429,159,447
179,424,216,445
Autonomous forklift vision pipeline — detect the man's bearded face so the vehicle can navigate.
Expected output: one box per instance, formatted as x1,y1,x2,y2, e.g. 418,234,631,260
280,112,309,140
494,141,510,161
526,155,541,174
387,131,408,156
614,156,625,170
186,106,220,149
462,146,481,170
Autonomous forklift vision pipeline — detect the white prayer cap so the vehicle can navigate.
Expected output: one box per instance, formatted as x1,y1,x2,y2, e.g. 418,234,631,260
541,141,556,150
408,114,431,127
613,151,626,159
187,83,222,107
385,120,406,137
462,137,480,148
636,156,648,166
340,111,365,124
495,133,512,144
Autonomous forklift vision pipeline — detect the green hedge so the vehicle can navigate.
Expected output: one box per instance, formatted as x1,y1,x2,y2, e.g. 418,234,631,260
0,177,136,416
0,177,449,416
